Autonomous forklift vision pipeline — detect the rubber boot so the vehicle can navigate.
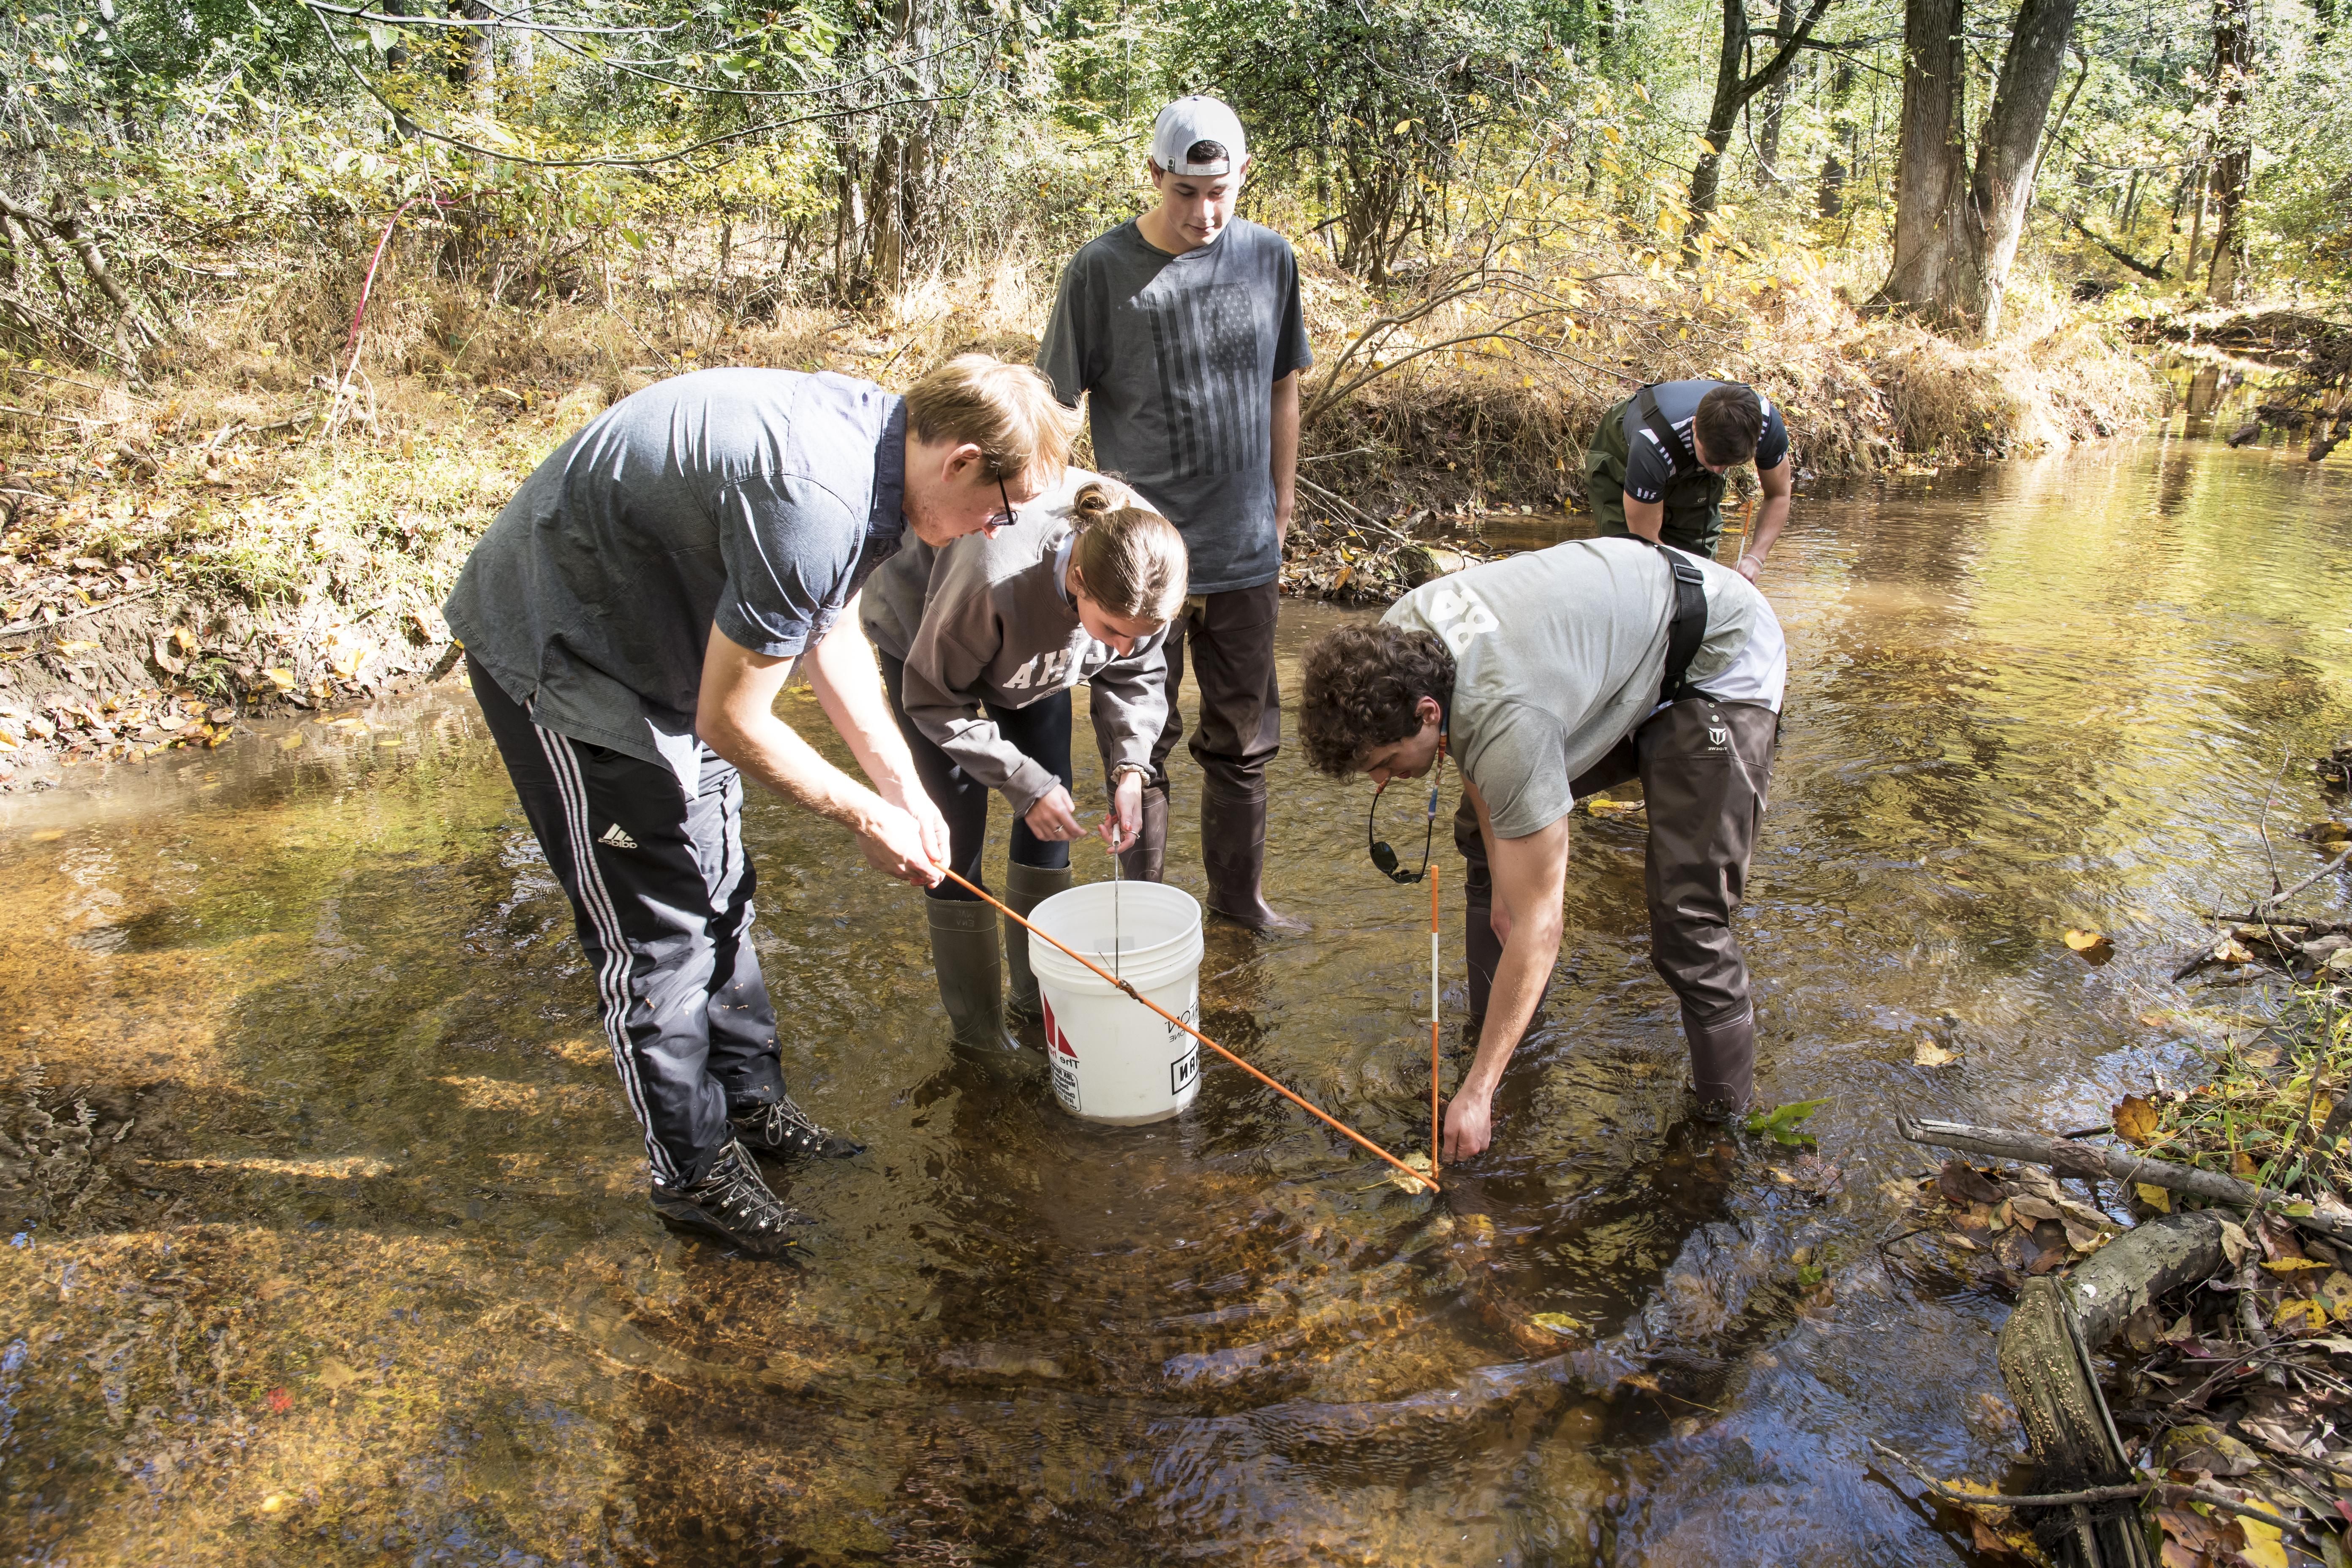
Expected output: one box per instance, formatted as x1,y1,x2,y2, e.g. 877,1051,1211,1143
1002,860,1071,1019
927,897,1018,1051
1200,782,1308,933
1118,784,1168,883
1683,1004,1756,1119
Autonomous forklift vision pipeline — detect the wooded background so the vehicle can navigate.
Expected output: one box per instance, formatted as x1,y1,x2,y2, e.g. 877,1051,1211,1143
0,0,2344,388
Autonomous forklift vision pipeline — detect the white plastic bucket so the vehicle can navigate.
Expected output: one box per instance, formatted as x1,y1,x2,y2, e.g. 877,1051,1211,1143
1024,882,1204,1125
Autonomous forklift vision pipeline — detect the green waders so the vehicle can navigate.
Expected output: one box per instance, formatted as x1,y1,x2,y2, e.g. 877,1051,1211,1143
1583,392,1733,558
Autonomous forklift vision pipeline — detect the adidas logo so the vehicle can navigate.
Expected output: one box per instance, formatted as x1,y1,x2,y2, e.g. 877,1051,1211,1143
597,823,638,850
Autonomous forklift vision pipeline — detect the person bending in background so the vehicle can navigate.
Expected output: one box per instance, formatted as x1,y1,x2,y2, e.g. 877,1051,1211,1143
1584,379,1793,583
1037,93,1315,931
444,355,1070,1259
1296,536,1787,1160
862,471,1188,1050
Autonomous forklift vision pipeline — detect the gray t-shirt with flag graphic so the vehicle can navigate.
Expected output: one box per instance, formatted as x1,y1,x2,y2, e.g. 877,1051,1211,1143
1036,217,1312,594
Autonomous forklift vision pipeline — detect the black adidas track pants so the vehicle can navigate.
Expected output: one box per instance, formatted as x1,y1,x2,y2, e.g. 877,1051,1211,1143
471,662,787,1189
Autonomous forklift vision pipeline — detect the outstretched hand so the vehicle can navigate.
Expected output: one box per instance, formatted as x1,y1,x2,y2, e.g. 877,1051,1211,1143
1442,1085,1495,1163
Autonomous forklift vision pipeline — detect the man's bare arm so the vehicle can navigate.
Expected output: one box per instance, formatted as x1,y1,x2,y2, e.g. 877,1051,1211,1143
1623,495,1666,543
694,618,941,885
1270,370,1301,549
1444,779,1571,1160
1738,458,1793,581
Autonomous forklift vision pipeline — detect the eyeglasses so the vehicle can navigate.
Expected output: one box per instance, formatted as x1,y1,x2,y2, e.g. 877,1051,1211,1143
1367,746,1445,884
987,474,1016,533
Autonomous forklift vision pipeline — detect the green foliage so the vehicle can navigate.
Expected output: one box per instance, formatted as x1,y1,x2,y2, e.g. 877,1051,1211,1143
1745,1097,1832,1148
1191,0,1579,281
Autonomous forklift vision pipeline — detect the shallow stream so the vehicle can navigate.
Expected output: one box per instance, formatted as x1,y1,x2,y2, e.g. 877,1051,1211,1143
3,436,2350,1565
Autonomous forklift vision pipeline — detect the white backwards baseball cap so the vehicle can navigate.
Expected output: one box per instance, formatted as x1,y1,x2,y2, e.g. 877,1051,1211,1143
1151,95,1249,178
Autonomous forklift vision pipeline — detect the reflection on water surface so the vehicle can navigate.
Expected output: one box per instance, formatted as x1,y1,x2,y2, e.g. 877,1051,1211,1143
3,438,2349,1564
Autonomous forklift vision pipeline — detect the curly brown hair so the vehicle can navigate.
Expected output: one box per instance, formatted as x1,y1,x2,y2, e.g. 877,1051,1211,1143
1298,623,1456,775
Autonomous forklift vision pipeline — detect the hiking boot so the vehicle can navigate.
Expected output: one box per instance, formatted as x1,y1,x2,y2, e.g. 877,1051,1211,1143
650,1142,807,1260
729,1095,866,1160
1002,860,1072,1019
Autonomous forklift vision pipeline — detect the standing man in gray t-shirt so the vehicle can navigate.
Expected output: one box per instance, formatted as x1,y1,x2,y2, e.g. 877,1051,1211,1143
1036,95,1316,931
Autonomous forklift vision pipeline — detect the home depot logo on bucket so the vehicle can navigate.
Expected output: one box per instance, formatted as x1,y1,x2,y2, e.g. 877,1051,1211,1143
1042,995,1082,1113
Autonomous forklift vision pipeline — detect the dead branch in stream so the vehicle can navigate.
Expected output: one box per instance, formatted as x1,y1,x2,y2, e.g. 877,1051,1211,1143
1895,1112,2352,1245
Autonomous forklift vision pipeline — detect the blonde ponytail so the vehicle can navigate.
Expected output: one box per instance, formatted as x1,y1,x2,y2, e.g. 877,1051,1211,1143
1067,482,1187,623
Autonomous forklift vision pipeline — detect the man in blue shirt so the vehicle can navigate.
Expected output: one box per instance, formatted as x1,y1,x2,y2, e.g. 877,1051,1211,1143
445,355,1070,1259
1037,95,1316,932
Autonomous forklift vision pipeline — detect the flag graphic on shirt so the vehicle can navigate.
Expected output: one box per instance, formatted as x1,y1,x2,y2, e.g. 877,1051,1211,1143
1146,280,1269,482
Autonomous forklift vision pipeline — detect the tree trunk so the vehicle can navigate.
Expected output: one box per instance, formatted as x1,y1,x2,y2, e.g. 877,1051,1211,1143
1945,0,2081,338
1756,0,1803,187
1878,0,1969,319
1818,61,1857,216
446,0,493,105
2205,0,2252,301
1686,0,1831,250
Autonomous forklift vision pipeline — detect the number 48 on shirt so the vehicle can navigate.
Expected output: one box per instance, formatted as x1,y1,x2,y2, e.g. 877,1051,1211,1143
1424,584,1499,654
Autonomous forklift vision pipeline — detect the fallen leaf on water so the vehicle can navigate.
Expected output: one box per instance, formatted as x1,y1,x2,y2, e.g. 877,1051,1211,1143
2137,1010,2172,1027
2113,1094,2161,1147
263,1387,292,1414
1529,1312,1584,1335
1914,1039,1958,1067
2213,936,2257,965
1743,1097,1832,1148
2309,819,2352,845
316,1358,360,1390
1582,796,1644,819
1387,1150,1436,1192
2063,928,2116,964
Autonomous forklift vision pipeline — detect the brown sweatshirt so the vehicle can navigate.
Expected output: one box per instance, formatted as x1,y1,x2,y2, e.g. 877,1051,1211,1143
860,470,1173,815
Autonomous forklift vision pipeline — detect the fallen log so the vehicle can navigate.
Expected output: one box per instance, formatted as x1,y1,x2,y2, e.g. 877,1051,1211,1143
1896,1112,2352,1247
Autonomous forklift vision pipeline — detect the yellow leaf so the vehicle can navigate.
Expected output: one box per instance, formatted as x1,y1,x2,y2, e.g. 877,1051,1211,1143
1393,119,1415,135
2113,1095,2161,1147
54,639,98,652
2213,936,2255,965
2134,1182,2172,1213
264,667,295,690
1914,1040,1957,1067
2271,1297,2328,1333
2233,1151,2260,1178
2261,1257,2332,1274
2063,928,2114,958
1603,125,1622,145
2236,1516,2289,1568
1529,1311,1584,1334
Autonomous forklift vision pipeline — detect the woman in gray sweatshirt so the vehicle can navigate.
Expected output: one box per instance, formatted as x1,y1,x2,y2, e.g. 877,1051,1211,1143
861,469,1188,1048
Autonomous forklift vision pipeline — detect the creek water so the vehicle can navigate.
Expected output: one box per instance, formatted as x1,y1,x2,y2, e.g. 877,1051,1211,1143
3,436,2349,1565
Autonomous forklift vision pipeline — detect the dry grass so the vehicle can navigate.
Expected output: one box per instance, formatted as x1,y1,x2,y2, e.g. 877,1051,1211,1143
0,230,2159,781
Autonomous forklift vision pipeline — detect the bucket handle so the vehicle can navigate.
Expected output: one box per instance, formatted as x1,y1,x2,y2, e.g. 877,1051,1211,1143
937,867,1437,1194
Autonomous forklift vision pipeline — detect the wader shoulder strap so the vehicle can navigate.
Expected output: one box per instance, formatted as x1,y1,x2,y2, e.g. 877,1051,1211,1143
1635,384,1699,479
1641,537,1712,707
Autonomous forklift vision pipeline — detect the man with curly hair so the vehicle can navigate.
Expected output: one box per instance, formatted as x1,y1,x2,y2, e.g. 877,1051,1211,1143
1298,538,1786,1158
